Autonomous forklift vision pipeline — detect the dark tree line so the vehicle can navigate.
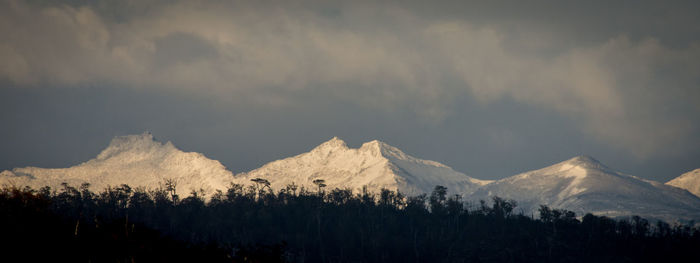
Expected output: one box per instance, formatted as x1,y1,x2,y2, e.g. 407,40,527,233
1,182,699,262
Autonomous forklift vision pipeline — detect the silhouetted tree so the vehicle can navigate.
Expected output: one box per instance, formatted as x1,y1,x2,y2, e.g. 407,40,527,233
429,185,447,215
2,184,699,263
251,178,271,199
312,179,327,194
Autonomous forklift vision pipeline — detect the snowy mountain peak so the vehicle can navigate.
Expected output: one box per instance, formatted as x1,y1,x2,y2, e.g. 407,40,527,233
358,140,399,158
549,155,614,177
311,137,348,153
357,140,446,167
359,139,381,149
472,156,700,222
667,169,700,197
562,155,606,168
0,133,234,199
110,131,156,146
566,155,598,163
96,132,175,161
234,138,483,195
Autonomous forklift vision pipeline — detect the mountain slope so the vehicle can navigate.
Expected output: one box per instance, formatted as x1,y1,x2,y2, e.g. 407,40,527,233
233,137,490,195
0,132,234,197
469,156,700,222
3,134,699,222
667,169,700,197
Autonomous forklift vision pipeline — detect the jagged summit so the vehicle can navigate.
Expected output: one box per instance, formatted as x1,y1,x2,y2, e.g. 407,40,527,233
107,131,156,146
360,140,403,158
359,139,382,150
0,132,234,198
667,169,700,197
313,137,348,150
96,132,176,161
234,138,485,195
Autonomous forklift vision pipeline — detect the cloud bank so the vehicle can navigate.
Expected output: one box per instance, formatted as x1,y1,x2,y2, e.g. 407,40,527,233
1,0,699,158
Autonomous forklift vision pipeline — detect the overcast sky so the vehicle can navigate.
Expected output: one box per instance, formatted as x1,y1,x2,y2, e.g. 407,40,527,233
1,0,699,182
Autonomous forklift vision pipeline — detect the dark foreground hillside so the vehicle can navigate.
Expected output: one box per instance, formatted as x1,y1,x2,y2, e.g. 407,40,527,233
1,183,699,262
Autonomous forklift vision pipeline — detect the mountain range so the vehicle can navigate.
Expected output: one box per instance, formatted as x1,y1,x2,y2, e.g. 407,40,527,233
1,133,699,222
470,156,700,222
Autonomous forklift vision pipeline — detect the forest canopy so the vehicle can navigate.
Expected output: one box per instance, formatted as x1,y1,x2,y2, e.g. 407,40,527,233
1,182,699,262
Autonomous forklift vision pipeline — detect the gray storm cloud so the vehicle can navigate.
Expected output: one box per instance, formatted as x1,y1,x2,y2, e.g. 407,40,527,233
1,0,699,158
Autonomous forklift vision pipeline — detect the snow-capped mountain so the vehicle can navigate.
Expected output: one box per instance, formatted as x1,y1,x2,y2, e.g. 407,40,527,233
0,132,234,197
0,134,488,197
667,169,700,197
2,133,699,222
232,137,490,196
468,156,700,222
